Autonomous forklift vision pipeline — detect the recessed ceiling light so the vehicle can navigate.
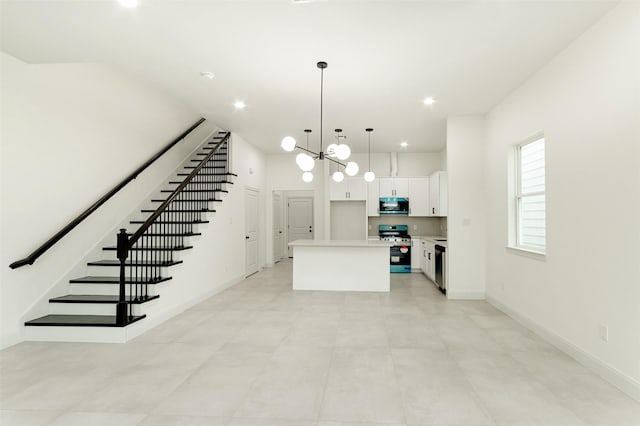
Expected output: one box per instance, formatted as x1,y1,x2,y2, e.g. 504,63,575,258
234,101,246,110
423,97,436,106
116,0,137,8
400,141,408,148
200,71,215,80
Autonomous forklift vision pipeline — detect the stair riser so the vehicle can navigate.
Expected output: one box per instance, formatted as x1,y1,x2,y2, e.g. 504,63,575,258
49,303,144,316
69,283,161,296
86,265,171,277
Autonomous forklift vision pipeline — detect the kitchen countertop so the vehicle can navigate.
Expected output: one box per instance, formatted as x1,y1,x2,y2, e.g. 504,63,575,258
289,239,392,248
411,235,448,248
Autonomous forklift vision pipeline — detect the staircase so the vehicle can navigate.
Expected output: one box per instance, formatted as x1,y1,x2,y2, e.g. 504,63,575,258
24,130,235,342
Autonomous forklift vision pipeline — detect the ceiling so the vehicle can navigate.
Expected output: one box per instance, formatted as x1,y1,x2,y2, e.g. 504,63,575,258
0,0,617,154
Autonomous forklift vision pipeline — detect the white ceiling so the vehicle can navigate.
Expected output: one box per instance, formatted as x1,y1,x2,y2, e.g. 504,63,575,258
0,0,617,154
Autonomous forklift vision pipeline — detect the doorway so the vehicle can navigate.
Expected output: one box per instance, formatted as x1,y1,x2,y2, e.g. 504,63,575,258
245,188,259,276
287,197,313,257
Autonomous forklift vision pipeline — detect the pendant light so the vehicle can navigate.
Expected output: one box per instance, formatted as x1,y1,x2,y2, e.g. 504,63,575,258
279,61,358,182
364,128,376,182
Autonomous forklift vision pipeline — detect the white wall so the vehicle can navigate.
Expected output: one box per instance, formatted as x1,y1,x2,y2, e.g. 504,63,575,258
446,117,487,299
484,1,640,396
232,134,268,273
0,52,209,348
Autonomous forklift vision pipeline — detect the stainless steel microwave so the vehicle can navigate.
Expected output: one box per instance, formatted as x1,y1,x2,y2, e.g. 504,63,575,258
379,197,409,215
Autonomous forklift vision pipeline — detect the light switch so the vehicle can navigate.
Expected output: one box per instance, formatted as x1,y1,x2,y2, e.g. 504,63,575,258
462,218,471,226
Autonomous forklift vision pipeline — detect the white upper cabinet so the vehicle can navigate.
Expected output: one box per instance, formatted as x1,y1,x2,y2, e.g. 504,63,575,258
329,176,366,201
429,171,448,216
379,177,409,197
408,177,429,216
367,179,380,216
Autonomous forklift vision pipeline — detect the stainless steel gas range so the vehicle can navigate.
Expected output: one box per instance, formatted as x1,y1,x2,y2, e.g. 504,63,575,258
378,225,412,273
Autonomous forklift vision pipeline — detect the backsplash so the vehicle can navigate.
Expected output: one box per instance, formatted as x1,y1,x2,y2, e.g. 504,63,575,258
368,216,447,238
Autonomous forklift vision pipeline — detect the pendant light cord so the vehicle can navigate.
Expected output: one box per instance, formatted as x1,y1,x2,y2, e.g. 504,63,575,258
368,132,371,170
320,66,324,154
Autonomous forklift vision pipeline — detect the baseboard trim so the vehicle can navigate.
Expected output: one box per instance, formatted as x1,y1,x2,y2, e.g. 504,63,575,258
487,295,640,402
447,290,486,300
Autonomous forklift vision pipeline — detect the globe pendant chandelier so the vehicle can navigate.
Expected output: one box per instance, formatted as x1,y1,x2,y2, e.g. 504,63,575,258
280,61,360,182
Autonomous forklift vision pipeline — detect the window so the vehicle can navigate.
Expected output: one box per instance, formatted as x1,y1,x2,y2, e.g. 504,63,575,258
515,135,545,252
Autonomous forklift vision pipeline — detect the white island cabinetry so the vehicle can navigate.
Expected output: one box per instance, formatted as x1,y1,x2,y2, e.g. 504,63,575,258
289,240,391,292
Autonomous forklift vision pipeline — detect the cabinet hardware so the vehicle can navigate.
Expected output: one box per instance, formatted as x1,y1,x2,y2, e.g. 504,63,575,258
428,253,431,260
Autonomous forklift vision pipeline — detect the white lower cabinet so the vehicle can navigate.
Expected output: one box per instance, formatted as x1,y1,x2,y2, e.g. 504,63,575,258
421,240,435,281
411,238,422,271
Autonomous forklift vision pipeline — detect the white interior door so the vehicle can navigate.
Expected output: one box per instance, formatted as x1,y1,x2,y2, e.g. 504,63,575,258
245,188,259,276
288,197,313,257
273,192,284,263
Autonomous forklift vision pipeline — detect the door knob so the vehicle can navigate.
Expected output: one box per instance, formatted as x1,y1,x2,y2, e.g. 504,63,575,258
245,236,250,240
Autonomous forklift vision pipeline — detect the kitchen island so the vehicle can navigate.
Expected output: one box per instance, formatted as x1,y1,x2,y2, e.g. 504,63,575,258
288,240,391,292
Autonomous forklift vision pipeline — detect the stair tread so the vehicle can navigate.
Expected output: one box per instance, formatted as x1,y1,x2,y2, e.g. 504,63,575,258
160,189,228,193
130,219,209,223
151,199,222,203
177,172,235,176
168,181,232,185
50,295,159,304
88,259,184,267
141,209,216,213
25,314,145,327
191,159,227,162
69,276,172,284
104,244,193,250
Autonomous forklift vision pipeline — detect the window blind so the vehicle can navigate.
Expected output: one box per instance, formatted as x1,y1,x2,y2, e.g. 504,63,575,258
518,138,545,250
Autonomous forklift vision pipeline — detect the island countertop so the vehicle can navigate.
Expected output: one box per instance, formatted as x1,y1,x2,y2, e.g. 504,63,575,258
288,239,392,248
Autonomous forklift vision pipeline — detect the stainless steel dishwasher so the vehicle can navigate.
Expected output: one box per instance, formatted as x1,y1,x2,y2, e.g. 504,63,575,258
434,244,446,293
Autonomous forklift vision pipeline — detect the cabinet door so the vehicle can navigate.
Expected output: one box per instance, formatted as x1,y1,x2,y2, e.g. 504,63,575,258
329,178,348,200
393,178,409,197
421,241,428,278
367,179,380,216
425,241,435,281
379,178,394,197
429,171,448,216
347,177,366,200
408,177,429,216
411,239,422,271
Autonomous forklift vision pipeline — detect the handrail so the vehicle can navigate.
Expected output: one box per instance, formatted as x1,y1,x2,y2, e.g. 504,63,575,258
128,132,230,248
9,117,206,269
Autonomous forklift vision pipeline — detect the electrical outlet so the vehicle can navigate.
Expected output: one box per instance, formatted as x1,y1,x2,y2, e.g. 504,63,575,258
368,224,372,230
599,324,608,342
500,282,505,291
413,224,417,231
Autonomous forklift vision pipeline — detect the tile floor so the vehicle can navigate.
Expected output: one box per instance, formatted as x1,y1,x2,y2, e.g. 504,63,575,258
1,260,639,425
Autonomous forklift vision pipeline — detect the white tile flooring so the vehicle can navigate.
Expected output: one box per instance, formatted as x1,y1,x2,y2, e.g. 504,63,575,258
1,260,639,426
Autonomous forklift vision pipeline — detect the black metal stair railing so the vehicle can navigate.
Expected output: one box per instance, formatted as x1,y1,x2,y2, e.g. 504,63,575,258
115,132,231,325
9,118,206,269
